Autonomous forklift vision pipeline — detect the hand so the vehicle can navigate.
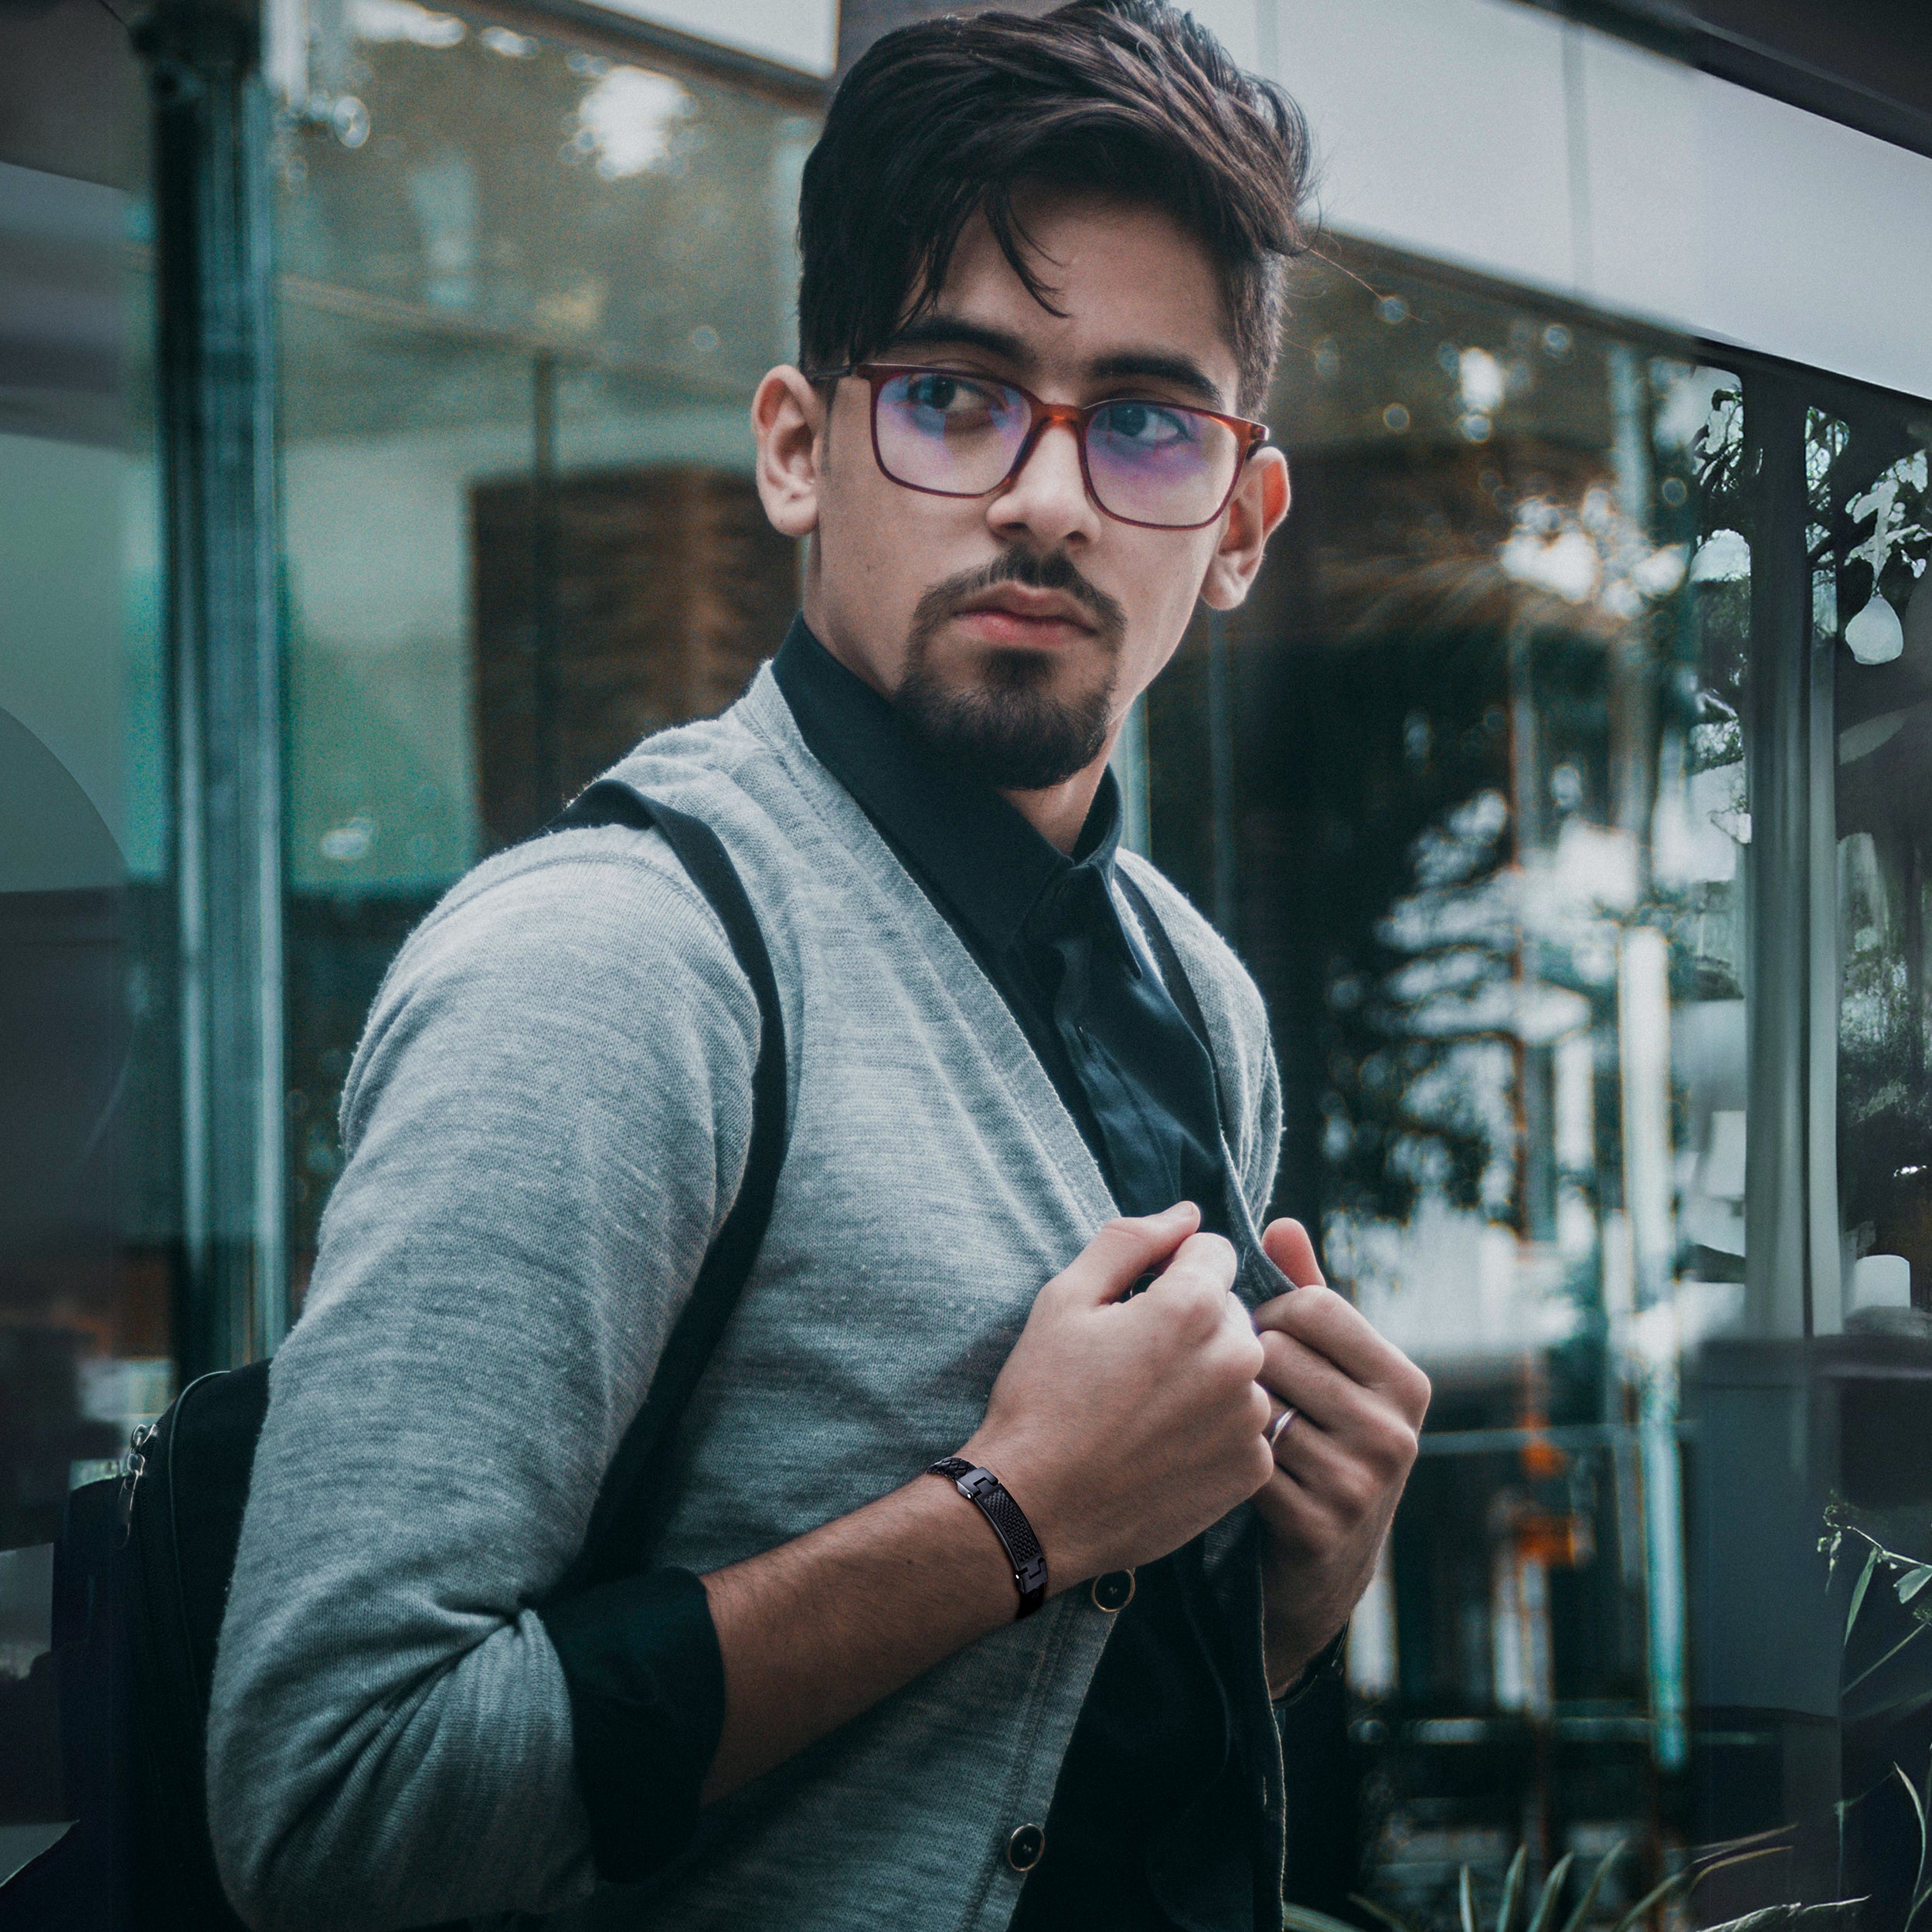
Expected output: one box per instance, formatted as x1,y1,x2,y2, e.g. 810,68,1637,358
961,1202,1274,1590
1250,1218,1430,1693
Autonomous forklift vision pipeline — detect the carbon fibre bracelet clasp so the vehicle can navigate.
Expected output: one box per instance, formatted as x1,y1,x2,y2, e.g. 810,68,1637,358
928,1456,1049,1617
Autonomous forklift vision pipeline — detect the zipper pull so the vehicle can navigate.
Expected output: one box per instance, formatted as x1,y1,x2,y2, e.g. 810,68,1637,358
116,1423,155,1548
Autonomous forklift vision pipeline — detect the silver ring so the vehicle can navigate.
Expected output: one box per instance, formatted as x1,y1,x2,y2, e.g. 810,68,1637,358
1267,1405,1298,1447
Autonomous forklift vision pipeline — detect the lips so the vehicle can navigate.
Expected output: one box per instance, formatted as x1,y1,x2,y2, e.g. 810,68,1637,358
952,587,1097,640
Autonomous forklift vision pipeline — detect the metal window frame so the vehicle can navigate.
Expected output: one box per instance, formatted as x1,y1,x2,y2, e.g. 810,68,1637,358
141,0,287,1377
1515,0,1932,165
136,0,823,1376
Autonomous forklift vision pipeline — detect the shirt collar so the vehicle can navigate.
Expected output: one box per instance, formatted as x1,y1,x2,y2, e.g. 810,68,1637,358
771,614,1127,958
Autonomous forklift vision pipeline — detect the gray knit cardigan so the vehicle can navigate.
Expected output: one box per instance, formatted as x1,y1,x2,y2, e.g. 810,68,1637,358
206,665,1291,1932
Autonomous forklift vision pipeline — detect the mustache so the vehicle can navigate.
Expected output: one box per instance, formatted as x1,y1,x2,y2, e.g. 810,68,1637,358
917,546,1127,645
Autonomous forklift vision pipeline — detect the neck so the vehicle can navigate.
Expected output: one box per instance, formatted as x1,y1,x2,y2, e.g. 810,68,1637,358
997,760,1111,855
801,589,1117,856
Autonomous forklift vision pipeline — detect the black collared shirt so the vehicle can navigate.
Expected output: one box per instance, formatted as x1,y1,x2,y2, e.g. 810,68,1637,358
774,617,1262,1932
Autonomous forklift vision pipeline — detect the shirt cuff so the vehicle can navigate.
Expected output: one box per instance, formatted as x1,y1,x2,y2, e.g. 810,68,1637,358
538,1566,726,1884
1272,1626,1347,1713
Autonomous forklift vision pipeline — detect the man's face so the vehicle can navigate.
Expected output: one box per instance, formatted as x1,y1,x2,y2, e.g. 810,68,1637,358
756,191,1288,798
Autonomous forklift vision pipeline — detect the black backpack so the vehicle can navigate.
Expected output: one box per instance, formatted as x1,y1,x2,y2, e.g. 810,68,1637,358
2,786,787,1932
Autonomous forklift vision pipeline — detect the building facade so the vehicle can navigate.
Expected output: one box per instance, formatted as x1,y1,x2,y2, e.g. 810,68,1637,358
2,0,1931,1917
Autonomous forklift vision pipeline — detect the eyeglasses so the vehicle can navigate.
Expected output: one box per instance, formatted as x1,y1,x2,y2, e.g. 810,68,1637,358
817,363,1269,531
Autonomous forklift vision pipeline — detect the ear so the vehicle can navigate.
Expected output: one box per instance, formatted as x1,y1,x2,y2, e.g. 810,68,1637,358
753,365,826,539
1199,446,1290,612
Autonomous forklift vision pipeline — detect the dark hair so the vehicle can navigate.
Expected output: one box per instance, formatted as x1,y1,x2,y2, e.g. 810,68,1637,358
797,1,1313,417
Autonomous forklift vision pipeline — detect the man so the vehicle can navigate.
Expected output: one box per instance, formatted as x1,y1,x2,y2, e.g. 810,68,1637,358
209,5,1430,1928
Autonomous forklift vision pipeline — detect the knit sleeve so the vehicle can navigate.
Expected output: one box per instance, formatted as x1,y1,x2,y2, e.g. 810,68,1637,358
206,828,760,1932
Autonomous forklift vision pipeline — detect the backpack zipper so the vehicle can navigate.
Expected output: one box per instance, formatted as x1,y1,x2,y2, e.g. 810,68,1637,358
117,1420,156,1548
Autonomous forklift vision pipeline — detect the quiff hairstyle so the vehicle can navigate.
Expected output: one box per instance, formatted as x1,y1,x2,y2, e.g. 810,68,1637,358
796,0,1312,418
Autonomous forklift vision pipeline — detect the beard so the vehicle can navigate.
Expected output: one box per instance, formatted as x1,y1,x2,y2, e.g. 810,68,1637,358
893,547,1128,792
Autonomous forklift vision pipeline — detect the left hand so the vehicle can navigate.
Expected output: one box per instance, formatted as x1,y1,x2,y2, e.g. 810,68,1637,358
1250,1218,1430,1695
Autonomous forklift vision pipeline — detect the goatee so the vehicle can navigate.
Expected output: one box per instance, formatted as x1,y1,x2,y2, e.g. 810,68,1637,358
893,549,1127,792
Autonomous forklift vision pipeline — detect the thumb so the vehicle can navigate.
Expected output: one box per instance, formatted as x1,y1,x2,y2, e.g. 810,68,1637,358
1262,1216,1325,1289
1053,1202,1201,1308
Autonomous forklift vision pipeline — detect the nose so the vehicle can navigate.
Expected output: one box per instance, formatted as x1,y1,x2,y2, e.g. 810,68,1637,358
986,411,1102,551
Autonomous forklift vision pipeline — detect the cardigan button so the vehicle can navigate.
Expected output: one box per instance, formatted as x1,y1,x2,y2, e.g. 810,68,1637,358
1005,1822,1046,1872
1090,1569,1136,1612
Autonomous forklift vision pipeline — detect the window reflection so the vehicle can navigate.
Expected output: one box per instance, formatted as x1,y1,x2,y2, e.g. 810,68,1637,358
1151,234,1932,1931
1829,424,1931,1325
1150,242,1750,1918
274,11,813,1285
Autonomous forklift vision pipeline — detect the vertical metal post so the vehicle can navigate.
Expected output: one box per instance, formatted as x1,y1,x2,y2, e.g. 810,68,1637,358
1620,926,1686,1768
1109,694,1151,859
1743,377,1812,1339
1607,346,1656,883
141,0,287,1374
1805,453,1842,1334
531,350,562,821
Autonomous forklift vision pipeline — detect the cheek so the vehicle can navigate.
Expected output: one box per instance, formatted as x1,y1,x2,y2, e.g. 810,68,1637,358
1113,538,1219,673
816,468,985,631
818,459,909,597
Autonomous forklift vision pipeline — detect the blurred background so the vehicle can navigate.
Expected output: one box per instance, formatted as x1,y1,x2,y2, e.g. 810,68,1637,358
3,0,1932,1919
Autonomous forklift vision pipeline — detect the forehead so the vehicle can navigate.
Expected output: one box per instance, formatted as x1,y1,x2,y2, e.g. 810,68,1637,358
912,192,1238,403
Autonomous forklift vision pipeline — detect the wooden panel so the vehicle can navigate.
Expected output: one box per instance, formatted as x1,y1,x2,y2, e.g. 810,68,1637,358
470,463,795,850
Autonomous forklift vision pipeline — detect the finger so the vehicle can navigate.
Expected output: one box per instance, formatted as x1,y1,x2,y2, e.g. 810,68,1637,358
1254,1327,1370,1430
1052,1202,1201,1308
1262,1217,1325,1288
1248,1471,1324,1552
1268,1411,1409,1524
1145,1230,1238,1301
1255,1287,1432,1420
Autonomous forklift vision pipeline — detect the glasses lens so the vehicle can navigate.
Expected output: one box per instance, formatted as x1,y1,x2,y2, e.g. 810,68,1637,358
1085,400,1241,526
872,371,1029,497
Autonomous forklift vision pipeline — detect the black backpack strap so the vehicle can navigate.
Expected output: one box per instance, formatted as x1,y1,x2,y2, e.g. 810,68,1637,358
545,779,788,1595
1113,864,1229,1142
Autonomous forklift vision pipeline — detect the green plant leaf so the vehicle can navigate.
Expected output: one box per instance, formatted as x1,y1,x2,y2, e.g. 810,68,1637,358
1846,1623,1931,1696
1462,1866,1479,1932
1498,1845,1530,1932
1899,1567,1932,1606
1849,1546,1882,1646
1526,1852,1579,1932
1558,1841,1627,1932
1900,1763,1930,1932
1284,1908,1369,1932
1696,1905,1864,1932
1349,1896,1419,1932
1610,1869,1692,1932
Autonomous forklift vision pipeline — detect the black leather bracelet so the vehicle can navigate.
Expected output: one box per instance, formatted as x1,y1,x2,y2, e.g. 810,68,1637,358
927,1457,1049,1618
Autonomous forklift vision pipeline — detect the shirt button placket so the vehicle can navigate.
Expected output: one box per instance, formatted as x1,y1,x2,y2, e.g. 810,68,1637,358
1005,1822,1046,1872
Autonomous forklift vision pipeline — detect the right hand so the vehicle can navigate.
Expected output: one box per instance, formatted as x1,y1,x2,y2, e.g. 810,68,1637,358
957,1202,1274,1590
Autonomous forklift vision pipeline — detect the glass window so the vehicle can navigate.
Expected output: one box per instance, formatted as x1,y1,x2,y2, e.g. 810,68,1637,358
0,41,168,1536
0,0,166,1873
1828,417,1931,1322
1151,234,1932,1929
271,7,816,1290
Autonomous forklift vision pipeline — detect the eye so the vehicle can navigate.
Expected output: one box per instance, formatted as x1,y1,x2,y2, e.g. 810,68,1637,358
906,373,962,411
1096,400,1196,447
902,372,1006,418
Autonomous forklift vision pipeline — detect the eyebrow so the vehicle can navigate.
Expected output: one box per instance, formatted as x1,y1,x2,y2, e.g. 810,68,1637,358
883,312,1229,410
1086,351,1225,410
